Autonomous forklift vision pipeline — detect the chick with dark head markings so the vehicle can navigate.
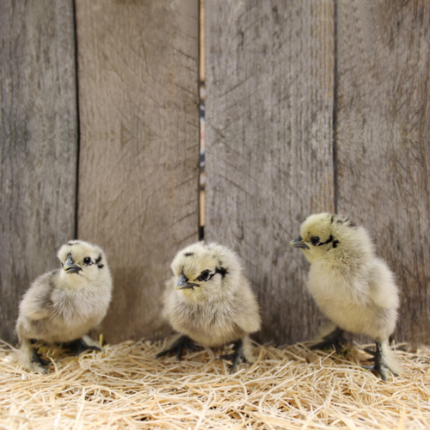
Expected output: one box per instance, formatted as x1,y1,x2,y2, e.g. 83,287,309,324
291,213,401,381
156,242,261,373
16,240,113,373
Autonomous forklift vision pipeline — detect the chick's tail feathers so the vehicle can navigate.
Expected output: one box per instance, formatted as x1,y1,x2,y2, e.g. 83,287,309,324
382,340,403,376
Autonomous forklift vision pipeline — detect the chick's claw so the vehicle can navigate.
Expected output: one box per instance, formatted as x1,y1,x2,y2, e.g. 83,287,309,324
363,363,388,382
156,335,199,361
363,347,377,358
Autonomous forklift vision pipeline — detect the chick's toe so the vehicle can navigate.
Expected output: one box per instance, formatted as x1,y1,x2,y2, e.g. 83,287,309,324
156,335,199,361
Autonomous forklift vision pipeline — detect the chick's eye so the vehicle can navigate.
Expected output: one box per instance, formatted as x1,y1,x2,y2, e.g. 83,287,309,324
310,236,320,246
197,270,211,282
83,257,92,265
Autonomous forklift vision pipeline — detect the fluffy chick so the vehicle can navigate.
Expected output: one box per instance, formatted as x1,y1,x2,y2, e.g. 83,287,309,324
157,242,261,373
290,213,401,381
16,240,112,373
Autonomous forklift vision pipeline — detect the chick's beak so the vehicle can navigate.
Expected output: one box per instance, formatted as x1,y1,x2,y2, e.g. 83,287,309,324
175,274,198,290
290,236,310,250
63,254,82,274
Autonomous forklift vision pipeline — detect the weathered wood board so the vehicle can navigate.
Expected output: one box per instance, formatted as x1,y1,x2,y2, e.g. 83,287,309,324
76,0,200,343
205,0,335,344
336,0,430,344
0,0,78,343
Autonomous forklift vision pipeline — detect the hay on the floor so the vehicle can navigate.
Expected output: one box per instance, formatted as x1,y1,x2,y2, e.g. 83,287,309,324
0,338,429,429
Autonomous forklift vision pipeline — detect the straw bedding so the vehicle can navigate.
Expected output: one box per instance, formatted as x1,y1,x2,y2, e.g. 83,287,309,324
1,338,429,429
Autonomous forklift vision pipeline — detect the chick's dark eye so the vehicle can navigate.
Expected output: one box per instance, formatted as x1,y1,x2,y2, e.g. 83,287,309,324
197,270,211,282
310,236,320,246
83,257,92,265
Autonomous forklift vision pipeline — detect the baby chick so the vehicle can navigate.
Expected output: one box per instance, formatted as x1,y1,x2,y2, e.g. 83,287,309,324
290,213,401,381
16,240,112,373
156,242,261,373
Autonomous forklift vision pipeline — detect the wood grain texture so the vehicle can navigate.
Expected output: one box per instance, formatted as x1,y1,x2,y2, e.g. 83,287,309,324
205,0,335,344
76,0,200,343
0,0,78,343
336,0,430,343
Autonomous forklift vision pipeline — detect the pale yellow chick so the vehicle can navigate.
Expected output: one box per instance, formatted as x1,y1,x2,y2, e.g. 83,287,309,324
157,242,261,373
291,213,401,381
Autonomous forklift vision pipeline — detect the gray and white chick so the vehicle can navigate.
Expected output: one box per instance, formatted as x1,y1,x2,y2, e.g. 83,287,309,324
156,242,261,373
290,213,401,381
16,240,112,373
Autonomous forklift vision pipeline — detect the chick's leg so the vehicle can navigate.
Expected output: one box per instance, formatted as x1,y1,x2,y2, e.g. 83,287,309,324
18,338,48,374
310,326,346,355
220,339,246,374
363,341,388,381
363,340,401,381
156,335,199,361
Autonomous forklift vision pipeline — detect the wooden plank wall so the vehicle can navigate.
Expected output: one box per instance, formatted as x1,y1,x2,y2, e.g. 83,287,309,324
336,0,430,344
0,0,78,343
1,0,428,347
75,0,200,343
205,0,335,344
205,0,430,345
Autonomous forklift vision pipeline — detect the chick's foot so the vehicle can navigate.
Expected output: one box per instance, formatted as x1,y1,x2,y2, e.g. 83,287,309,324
310,327,346,355
156,335,200,361
220,339,246,374
363,342,392,381
30,349,49,373
66,338,102,357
